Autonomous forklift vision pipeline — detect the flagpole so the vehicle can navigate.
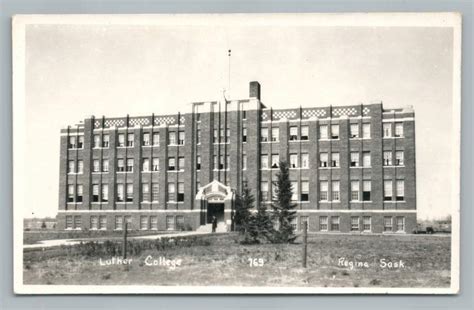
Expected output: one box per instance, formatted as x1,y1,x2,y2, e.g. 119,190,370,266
228,49,231,99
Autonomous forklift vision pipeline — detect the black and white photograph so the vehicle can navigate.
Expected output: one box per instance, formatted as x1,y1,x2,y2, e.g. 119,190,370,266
12,13,461,294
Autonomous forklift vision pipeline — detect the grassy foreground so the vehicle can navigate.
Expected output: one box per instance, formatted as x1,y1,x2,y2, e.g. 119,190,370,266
23,233,451,288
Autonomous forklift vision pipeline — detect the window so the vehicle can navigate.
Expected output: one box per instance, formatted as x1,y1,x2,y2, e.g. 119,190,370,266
289,154,298,168
126,133,134,147
151,183,159,202
176,216,185,230
196,129,201,144
99,216,107,230
319,125,328,139
219,155,224,170
90,216,98,230
350,124,359,138
151,157,159,171
261,128,269,142
93,135,100,148
363,181,371,201
115,216,123,230
177,182,184,202
331,216,340,231
178,131,185,145
320,153,328,167
291,181,298,201
196,113,201,122
219,128,225,142
319,216,328,231
178,157,185,171
102,134,109,148
74,216,82,229
93,159,100,172
242,154,247,170
196,155,201,170
396,217,405,232
290,218,297,231
331,153,340,167
242,110,247,119
301,125,309,140
67,185,74,202
396,180,405,201
362,123,371,138
301,181,309,201
261,154,268,169
260,181,269,201
166,216,175,230
117,184,124,202
77,136,84,148
351,181,359,201
196,181,201,193
383,123,392,137
126,183,133,202
168,132,176,145
101,184,108,202
102,159,109,172
242,127,247,142
142,183,149,202
384,217,393,232
271,127,279,142
301,153,309,169
92,184,99,202
362,152,371,167
77,160,84,174
124,216,132,229
117,159,125,172
351,217,360,231
168,158,176,171
300,216,309,231
289,126,298,140
213,129,218,143
332,181,340,201
363,216,372,232
76,185,83,203
117,134,125,147
320,181,328,201
153,132,160,146
126,158,134,172
270,154,279,168
331,124,339,139
68,136,76,149
383,151,392,166
142,158,150,172
66,216,73,229
140,216,148,230
396,151,404,166
384,180,393,201
395,122,404,137
350,152,359,167
168,182,175,201
68,160,75,174
225,129,230,143
143,133,150,146
150,216,158,230
213,155,218,170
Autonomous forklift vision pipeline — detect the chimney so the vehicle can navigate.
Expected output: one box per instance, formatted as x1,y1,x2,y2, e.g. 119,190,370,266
249,81,261,100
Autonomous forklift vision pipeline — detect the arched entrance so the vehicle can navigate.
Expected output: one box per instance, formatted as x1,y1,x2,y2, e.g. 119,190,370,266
195,180,235,232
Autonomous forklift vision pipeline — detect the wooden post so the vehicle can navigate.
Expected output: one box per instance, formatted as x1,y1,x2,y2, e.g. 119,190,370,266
122,222,128,259
302,221,308,268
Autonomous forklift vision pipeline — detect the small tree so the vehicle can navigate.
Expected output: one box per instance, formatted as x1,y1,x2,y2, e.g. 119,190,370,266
245,202,275,244
270,161,297,243
41,220,47,229
234,182,254,235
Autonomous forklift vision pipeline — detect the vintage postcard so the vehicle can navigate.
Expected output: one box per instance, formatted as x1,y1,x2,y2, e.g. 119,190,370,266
13,13,461,294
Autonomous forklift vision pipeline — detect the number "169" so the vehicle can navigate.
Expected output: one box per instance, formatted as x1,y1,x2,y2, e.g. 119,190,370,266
248,258,264,267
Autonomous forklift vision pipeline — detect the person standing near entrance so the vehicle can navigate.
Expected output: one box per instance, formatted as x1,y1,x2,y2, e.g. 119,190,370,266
212,216,217,233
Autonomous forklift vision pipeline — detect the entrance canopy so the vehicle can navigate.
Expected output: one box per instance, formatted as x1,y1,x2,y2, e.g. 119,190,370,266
195,180,233,202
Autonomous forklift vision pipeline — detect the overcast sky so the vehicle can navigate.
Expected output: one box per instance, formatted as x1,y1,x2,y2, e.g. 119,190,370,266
21,16,456,220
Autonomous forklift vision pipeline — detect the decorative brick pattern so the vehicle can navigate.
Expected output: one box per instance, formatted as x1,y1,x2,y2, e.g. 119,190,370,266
179,116,185,124
94,121,101,128
129,117,150,127
363,107,371,115
302,109,326,118
154,116,176,126
261,111,269,120
104,118,125,128
333,107,357,117
272,110,297,120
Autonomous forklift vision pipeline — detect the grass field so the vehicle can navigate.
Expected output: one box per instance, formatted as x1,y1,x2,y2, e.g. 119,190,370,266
23,233,451,288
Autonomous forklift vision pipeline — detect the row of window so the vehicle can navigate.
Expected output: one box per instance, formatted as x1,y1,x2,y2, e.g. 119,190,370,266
66,150,404,175
317,215,405,232
65,215,185,231
67,179,405,204
67,122,405,150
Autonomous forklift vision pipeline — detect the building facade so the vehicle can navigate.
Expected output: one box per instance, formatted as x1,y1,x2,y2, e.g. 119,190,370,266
57,81,416,233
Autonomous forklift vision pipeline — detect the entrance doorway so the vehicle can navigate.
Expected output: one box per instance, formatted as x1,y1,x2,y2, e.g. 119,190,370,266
207,203,224,224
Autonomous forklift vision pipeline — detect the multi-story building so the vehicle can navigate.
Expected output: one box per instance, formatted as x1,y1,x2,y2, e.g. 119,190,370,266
57,81,416,233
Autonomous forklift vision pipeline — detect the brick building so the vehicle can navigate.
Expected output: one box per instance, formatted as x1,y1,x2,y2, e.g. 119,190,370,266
57,81,416,233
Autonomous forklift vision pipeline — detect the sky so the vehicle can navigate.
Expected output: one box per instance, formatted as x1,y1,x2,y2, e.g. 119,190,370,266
21,17,456,220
